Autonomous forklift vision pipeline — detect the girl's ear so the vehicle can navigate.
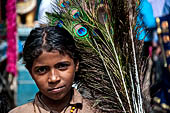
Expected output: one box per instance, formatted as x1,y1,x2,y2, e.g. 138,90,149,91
75,61,79,72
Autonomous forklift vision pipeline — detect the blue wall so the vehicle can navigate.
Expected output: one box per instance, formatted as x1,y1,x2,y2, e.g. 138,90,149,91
17,63,39,106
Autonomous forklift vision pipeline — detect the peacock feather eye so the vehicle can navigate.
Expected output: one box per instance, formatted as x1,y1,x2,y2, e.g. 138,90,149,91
60,1,70,8
97,4,108,25
73,24,89,39
57,20,64,27
70,8,80,19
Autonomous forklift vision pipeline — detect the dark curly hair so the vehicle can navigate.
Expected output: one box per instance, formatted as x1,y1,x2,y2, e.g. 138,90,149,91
23,26,80,71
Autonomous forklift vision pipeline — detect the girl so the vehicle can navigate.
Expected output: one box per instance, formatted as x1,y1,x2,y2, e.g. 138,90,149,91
9,26,98,113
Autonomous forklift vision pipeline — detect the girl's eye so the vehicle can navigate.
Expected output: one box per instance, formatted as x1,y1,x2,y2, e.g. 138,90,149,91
34,66,49,75
55,62,70,70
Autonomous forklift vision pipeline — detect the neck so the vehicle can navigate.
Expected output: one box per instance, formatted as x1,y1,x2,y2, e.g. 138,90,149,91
40,89,72,112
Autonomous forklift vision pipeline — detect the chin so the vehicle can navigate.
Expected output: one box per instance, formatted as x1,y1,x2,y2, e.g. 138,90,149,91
51,96,64,101
49,93,66,101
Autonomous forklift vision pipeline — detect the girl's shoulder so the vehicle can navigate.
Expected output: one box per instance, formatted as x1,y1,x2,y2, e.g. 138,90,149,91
72,88,101,113
8,102,34,113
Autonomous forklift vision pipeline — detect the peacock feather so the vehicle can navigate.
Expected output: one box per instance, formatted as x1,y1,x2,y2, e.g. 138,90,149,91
46,0,147,112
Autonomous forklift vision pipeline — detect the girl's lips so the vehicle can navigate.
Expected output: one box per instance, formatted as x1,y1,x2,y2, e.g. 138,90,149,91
48,86,65,93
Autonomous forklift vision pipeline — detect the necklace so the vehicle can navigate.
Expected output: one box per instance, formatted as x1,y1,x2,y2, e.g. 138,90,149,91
33,94,77,113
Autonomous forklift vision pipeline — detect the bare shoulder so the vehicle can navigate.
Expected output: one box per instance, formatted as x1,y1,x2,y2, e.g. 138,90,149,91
8,102,34,113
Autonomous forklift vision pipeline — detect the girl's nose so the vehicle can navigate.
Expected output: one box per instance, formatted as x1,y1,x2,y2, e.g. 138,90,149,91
48,69,60,83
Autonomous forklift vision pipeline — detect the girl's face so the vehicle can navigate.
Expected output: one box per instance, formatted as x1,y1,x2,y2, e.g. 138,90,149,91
30,50,79,101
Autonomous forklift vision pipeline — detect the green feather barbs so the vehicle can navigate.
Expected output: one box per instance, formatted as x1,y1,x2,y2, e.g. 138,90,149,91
55,0,89,39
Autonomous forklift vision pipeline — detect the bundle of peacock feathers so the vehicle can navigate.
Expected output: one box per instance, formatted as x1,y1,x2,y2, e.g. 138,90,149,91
46,0,148,112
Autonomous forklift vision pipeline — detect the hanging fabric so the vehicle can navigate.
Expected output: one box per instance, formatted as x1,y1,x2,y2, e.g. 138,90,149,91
6,0,18,76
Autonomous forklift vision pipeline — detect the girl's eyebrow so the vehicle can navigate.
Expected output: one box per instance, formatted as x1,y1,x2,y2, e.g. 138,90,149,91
56,61,70,63
33,66,48,70
34,61,71,66
55,61,71,65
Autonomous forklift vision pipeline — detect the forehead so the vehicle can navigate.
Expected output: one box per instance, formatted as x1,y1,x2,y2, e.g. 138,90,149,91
33,51,73,66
